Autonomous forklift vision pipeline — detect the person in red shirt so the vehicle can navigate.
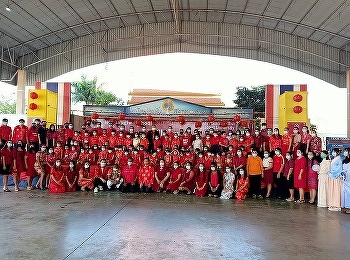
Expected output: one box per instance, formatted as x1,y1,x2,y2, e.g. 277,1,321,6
12,118,28,146
219,131,229,152
210,131,220,154
121,157,138,192
233,148,247,174
27,121,40,152
92,159,109,192
0,118,12,148
95,122,103,136
269,128,283,152
244,130,255,154
138,157,155,192
64,123,74,145
207,162,222,197
78,161,94,191
49,159,66,194
180,132,192,150
1,140,15,191
89,130,99,146
165,162,183,193
194,163,209,197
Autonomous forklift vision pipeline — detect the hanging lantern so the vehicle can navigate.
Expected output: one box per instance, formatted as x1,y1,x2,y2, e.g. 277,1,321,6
30,92,38,99
233,114,241,123
195,121,202,128
146,115,153,122
91,112,99,120
293,94,303,102
134,119,142,126
118,113,126,121
240,120,248,127
207,114,215,123
293,106,303,114
177,115,185,123
29,103,38,110
220,121,228,127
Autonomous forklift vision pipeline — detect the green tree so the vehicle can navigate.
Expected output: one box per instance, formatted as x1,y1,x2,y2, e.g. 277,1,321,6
233,86,265,118
0,95,16,113
72,74,123,105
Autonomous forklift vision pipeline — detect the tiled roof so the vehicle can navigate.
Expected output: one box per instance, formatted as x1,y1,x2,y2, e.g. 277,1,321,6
128,88,219,97
127,96,225,107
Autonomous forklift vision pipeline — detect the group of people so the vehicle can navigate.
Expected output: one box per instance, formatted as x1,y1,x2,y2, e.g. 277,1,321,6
0,118,349,213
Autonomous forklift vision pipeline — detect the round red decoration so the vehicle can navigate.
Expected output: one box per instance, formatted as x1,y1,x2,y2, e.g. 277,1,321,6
195,121,202,128
293,94,303,102
91,112,99,120
177,115,185,123
118,113,126,121
220,121,228,127
134,119,142,126
29,103,37,110
240,120,248,127
146,115,153,122
207,115,215,123
30,92,38,99
233,114,241,123
293,106,303,114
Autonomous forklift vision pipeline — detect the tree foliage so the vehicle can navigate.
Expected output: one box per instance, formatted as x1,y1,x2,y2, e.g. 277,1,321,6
72,74,124,105
233,86,265,118
0,95,16,114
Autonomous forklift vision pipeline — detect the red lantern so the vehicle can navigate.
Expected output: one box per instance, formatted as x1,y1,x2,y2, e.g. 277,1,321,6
91,112,99,120
29,103,37,110
118,113,126,121
146,115,153,122
240,120,248,127
293,106,303,114
207,114,215,123
220,121,228,127
134,119,142,126
30,92,38,99
195,121,202,128
233,114,241,123
293,94,303,102
177,115,185,122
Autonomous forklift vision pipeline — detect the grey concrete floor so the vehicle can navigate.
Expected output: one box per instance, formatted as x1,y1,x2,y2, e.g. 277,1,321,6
0,190,349,260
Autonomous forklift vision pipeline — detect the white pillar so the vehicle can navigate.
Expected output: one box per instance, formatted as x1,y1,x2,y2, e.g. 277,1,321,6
16,69,26,114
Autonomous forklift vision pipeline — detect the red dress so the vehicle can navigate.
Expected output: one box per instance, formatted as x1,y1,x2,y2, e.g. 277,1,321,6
14,149,26,176
294,156,307,189
49,167,66,193
152,165,170,192
166,167,183,191
26,151,37,177
236,177,250,200
307,159,319,189
78,168,94,189
195,169,208,197
65,167,78,192
180,169,195,191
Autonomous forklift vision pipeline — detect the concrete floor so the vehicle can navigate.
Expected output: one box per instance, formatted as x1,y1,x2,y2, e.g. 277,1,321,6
0,190,349,260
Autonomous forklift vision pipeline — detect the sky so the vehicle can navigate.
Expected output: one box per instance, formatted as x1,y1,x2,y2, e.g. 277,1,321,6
0,53,347,136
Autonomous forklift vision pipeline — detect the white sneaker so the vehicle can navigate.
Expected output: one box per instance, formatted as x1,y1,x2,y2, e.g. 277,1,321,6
94,187,99,193
98,185,103,191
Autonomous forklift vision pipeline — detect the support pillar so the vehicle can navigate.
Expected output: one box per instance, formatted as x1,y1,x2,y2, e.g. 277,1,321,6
347,69,350,137
16,69,26,114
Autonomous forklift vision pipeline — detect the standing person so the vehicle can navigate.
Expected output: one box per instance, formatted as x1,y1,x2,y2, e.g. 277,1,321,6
300,126,311,154
78,161,94,191
1,140,15,192
341,148,350,214
138,157,155,193
220,166,236,199
13,141,27,191
273,148,285,199
247,149,263,198
281,128,293,156
291,127,301,158
46,124,57,149
34,145,48,190
178,161,195,195
121,158,138,193
12,119,28,147
235,168,250,201
194,163,208,197
269,128,282,153
309,130,322,158
307,151,320,204
207,162,222,197
262,151,274,198
65,160,78,192
317,150,331,208
152,159,170,193
27,121,40,152
146,125,160,153
327,148,342,211
49,159,66,193
165,162,183,194
37,120,48,146
294,149,307,203
24,143,37,190
0,118,12,149
284,152,295,202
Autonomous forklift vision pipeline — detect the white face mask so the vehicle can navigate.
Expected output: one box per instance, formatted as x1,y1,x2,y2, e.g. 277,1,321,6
127,162,133,166
284,130,288,134
210,167,216,171
55,162,61,167
237,152,242,156
264,154,269,158
2,122,8,126
69,125,73,129
239,170,244,175
199,166,204,170
225,168,230,173
186,165,191,170
20,122,24,126
297,153,302,157
7,143,12,147
252,153,257,157
100,163,106,167
84,164,89,169
286,155,291,160
173,165,178,169
275,151,280,155
69,164,74,168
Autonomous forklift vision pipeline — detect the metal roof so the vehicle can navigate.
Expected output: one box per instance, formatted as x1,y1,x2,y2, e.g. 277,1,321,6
0,0,349,86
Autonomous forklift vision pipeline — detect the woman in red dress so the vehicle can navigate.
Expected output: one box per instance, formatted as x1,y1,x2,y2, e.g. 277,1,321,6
152,159,170,192
78,161,94,191
235,169,250,201
281,128,292,156
1,141,15,192
178,161,196,195
294,149,307,203
307,151,319,204
49,159,66,193
207,162,222,197
13,141,26,191
25,143,37,190
34,145,48,190
165,162,183,193
65,160,78,192
195,163,209,197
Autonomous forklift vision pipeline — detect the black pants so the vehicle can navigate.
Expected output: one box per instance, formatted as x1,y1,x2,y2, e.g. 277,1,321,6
249,175,262,196
93,178,107,190
140,185,152,193
121,183,136,193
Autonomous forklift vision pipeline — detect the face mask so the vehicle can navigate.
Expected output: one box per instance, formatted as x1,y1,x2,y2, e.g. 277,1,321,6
297,153,302,157
302,129,307,133
261,126,266,130
160,162,165,167
252,153,257,157
69,164,74,168
286,155,291,160
255,131,259,135
267,131,272,135
3,122,8,126
174,165,178,169
50,127,55,130
332,152,337,157
7,143,12,147
127,162,133,166
239,170,244,175
320,154,326,159
246,133,250,136
210,167,216,171
152,128,156,131
293,130,298,134
344,151,349,157
308,155,313,160
20,122,24,126
41,148,46,152
284,130,288,134
239,138,244,142
275,151,280,155
93,133,97,136
225,169,230,173
311,133,316,137
55,162,61,167
100,163,106,167
84,164,89,169
69,125,73,129
237,151,242,156
186,165,191,170
264,154,269,158
199,166,204,170
273,131,278,135
49,150,53,154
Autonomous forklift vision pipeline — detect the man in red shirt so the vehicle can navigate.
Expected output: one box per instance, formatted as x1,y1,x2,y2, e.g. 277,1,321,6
27,121,40,151
13,118,28,147
138,157,155,193
121,157,138,192
0,118,12,149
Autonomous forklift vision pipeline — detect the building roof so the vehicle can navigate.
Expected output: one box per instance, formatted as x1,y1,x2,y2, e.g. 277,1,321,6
129,89,219,97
